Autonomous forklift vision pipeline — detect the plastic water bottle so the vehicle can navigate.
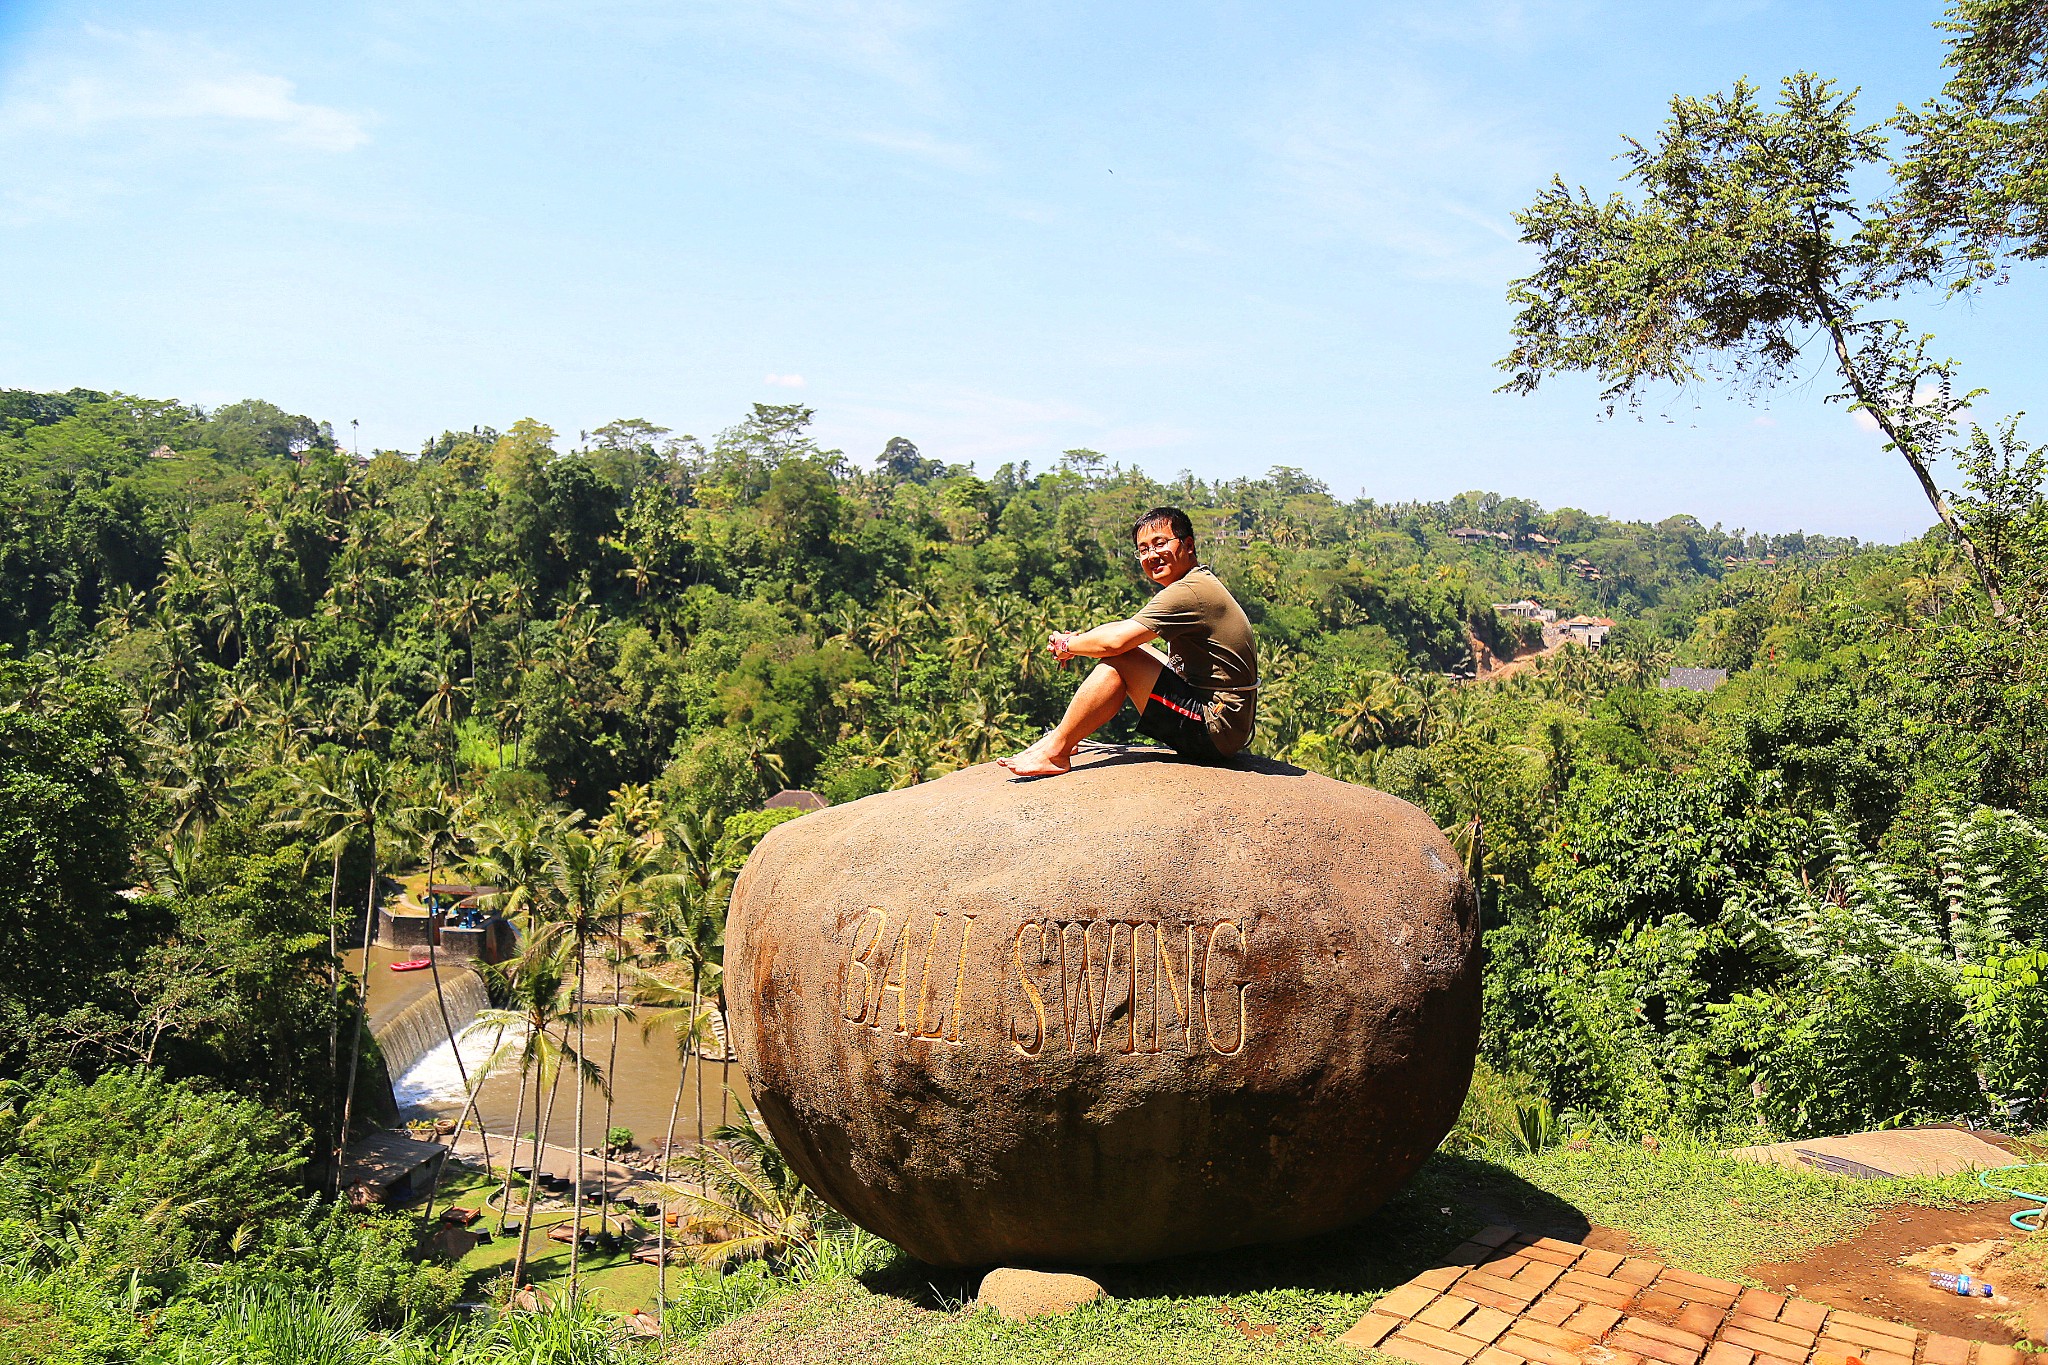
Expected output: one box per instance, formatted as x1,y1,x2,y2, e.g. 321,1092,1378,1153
1928,1272,1994,1297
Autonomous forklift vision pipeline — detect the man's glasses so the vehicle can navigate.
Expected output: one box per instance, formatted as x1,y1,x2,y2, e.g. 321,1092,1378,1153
1133,536,1180,561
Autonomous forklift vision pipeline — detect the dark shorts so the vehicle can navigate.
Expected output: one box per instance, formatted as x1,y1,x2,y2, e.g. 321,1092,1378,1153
1136,666,1223,761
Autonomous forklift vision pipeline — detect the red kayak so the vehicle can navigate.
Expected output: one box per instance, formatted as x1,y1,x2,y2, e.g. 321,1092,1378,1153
390,958,434,972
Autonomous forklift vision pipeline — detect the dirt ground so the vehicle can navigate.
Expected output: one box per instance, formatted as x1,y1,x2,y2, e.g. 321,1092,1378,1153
1746,1200,2048,1346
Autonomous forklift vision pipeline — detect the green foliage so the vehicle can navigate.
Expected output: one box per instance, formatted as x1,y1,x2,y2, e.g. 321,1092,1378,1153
712,806,806,872
1892,0,2048,280
0,657,149,1073
1539,762,1796,936
0,1069,304,1285
242,1200,464,1328
1502,67,2016,615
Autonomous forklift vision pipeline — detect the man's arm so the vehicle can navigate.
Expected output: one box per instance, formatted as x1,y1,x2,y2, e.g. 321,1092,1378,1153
1051,618,1155,661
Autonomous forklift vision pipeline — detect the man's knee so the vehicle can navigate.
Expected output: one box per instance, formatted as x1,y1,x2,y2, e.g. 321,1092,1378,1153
1102,649,1163,702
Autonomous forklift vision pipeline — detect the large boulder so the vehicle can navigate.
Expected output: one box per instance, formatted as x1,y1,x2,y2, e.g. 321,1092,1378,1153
725,750,1481,1267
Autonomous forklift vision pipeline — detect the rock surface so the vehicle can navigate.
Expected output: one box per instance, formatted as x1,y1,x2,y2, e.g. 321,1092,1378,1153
726,749,1481,1268
977,1268,1106,1321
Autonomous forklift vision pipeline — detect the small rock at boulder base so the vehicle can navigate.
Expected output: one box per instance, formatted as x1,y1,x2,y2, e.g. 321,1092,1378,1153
726,749,1481,1268
978,1268,1106,1321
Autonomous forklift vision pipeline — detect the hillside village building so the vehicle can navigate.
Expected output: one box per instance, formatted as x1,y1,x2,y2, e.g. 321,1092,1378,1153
1558,616,1614,650
1491,599,1558,623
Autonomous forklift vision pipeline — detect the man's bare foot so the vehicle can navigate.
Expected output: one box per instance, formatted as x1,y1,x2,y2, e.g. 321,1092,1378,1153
997,740,1072,777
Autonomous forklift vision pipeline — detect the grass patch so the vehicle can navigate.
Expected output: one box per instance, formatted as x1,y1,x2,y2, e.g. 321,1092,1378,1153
0,1297,63,1365
0,1272,149,1365
455,1207,664,1313
1500,1137,2012,1276
663,1137,2037,1365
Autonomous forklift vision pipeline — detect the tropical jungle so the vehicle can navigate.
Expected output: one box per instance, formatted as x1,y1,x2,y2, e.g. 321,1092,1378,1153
5,1,2048,1360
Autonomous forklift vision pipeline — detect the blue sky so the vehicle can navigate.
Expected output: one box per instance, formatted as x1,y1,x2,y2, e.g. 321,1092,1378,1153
1,1,2040,540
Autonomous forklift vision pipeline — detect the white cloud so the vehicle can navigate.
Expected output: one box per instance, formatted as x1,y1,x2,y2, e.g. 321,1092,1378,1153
764,373,808,388
726,0,948,91
0,28,368,221
679,0,985,173
1257,59,1551,286
846,127,986,173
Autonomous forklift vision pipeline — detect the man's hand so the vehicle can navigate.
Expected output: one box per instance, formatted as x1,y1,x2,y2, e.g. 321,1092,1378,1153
1046,620,1155,661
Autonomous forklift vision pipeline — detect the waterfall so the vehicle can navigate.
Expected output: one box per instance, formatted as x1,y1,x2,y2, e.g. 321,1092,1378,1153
373,970,490,1078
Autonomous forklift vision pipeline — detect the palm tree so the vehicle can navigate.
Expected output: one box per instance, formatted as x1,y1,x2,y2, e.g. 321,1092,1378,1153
628,957,722,1342
1334,670,1415,752
97,584,145,640
395,793,492,1222
203,572,249,662
874,722,952,789
270,618,313,690
1615,631,1676,689
1547,640,1601,704
642,809,729,1159
210,673,263,731
147,700,248,839
274,750,405,1193
949,684,1026,764
866,594,914,698
416,666,471,782
943,604,1001,673
466,807,576,933
467,940,594,1287
270,750,358,1150
735,730,789,796
669,1107,826,1269
534,825,648,1304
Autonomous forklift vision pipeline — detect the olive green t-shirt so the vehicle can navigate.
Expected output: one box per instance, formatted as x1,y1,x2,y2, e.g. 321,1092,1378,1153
1134,565,1260,754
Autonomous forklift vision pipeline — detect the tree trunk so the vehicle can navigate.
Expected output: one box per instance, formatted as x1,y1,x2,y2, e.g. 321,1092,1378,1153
694,979,706,1194
569,935,588,1304
513,1026,567,1291
419,850,489,1229
336,840,378,1197
497,1039,531,1236
657,1023,689,1349
1817,305,2009,620
326,847,342,1172
599,913,622,1242
717,985,732,1142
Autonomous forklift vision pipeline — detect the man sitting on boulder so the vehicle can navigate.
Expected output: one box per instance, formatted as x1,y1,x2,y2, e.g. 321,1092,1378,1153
999,506,1259,776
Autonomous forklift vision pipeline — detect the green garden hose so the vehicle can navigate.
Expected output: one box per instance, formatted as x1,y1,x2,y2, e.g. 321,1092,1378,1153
1976,1163,2048,1234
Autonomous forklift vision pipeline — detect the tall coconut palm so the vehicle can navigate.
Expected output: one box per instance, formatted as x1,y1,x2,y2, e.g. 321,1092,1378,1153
396,791,491,1222
275,751,405,1193
467,940,598,1288
593,789,664,1248
950,684,1026,765
627,957,722,1343
534,825,648,1304
268,750,361,1160
668,1107,825,1270
270,617,313,690
415,666,471,783
643,814,730,1174
147,700,248,839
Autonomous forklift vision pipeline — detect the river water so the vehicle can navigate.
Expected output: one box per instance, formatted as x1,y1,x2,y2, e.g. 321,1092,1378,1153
384,978,750,1152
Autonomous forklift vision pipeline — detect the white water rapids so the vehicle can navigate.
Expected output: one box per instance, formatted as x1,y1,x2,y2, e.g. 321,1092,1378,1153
392,1021,518,1118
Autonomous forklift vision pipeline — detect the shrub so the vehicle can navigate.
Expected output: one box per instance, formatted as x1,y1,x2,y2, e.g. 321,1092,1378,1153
0,1069,303,1285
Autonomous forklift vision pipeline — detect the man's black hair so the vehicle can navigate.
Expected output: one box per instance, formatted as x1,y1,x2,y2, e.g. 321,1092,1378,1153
1131,506,1194,548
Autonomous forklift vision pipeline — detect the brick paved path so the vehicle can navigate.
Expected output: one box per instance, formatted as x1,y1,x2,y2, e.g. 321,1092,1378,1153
1339,1226,2024,1365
